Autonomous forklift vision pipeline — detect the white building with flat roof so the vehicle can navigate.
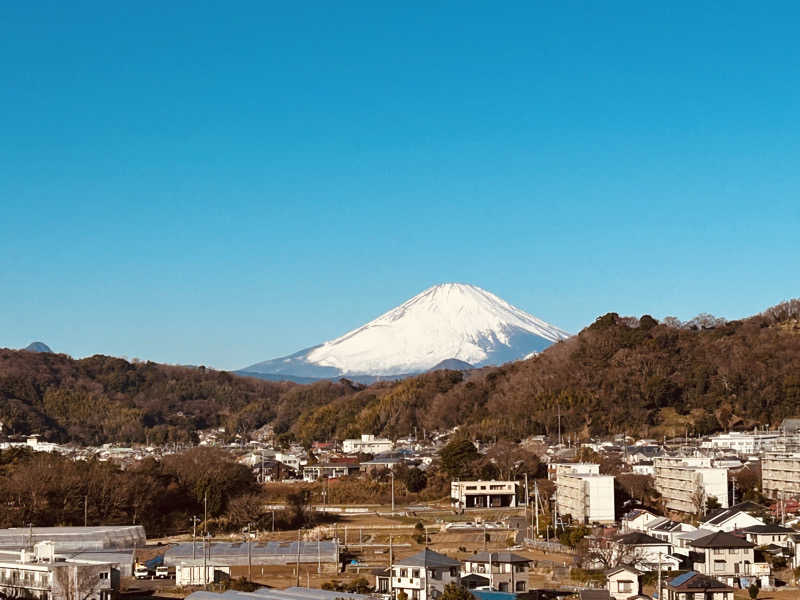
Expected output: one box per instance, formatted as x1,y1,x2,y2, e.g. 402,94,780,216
342,434,393,454
451,480,518,509
762,452,800,500
654,457,729,514
700,431,781,454
548,462,600,480
556,474,615,524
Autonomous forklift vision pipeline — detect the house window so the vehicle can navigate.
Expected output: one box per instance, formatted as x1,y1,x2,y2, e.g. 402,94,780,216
412,569,419,579
713,548,723,555
412,590,419,600
400,569,407,578
515,582,526,592
714,560,726,571
99,572,109,580
618,581,633,593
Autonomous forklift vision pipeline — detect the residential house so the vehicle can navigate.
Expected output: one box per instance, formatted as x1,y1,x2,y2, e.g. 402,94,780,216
460,552,531,593
699,502,766,533
737,524,794,548
391,549,461,600
613,532,676,572
302,461,360,481
662,571,733,600
621,509,660,533
688,531,768,587
360,457,404,475
605,566,642,600
673,529,716,557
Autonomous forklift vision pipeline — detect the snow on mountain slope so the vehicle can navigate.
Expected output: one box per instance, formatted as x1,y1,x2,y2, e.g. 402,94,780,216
242,283,571,378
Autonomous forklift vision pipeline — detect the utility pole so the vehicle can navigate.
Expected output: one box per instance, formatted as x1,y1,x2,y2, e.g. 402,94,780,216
295,529,301,587
388,535,393,595
534,482,540,539
524,473,530,537
202,532,208,590
191,516,200,560
84,495,88,527
391,470,395,513
317,528,321,574
557,404,562,446
246,523,253,582
203,491,208,536
657,552,662,600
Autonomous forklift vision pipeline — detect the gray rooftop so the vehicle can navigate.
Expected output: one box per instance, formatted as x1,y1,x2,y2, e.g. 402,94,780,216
186,587,375,600
0,526,145,551
393,548,460,568
165,541,338,566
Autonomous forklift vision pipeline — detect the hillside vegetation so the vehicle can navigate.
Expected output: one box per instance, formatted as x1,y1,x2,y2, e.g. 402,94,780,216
2,300,799,444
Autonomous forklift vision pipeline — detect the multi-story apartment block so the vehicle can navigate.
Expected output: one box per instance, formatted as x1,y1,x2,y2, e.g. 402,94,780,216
556,474,615,524
761,452,800,500
653,457,728,513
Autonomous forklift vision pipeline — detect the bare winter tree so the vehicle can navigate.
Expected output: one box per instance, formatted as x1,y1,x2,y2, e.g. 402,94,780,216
52,564,109,600
575,536,637,570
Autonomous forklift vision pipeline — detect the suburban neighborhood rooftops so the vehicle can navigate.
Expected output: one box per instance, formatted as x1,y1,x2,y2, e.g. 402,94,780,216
614,532,666,546
393,548,460,568
666,571,732,591
738,524,794,534
467,551,531,564
606,566,642,576
702,501,766,526
187,587,373,600
689,531,754,549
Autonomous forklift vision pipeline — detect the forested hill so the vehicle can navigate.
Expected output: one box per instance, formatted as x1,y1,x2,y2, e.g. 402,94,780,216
2,300,799,445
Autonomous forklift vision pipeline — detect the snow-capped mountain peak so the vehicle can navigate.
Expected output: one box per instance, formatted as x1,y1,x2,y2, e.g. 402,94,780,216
242,283,570,379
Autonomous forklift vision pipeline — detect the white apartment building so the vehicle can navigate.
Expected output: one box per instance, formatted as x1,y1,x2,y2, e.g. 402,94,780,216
342,434,394,455
556,474,615,524
701,431,781,454
653,457,728,513
761,452,800,500
451,481,518,509
548,462,600,480
0,549,113,600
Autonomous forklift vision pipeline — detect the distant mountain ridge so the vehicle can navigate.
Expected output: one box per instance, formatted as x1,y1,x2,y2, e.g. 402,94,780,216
242,283,570,380
23,342,52,353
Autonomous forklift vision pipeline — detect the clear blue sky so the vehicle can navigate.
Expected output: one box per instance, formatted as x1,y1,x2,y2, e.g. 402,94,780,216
2,3,799,370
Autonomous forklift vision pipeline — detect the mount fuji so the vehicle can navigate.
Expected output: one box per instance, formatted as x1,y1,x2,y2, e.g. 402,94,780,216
240,283,571,381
